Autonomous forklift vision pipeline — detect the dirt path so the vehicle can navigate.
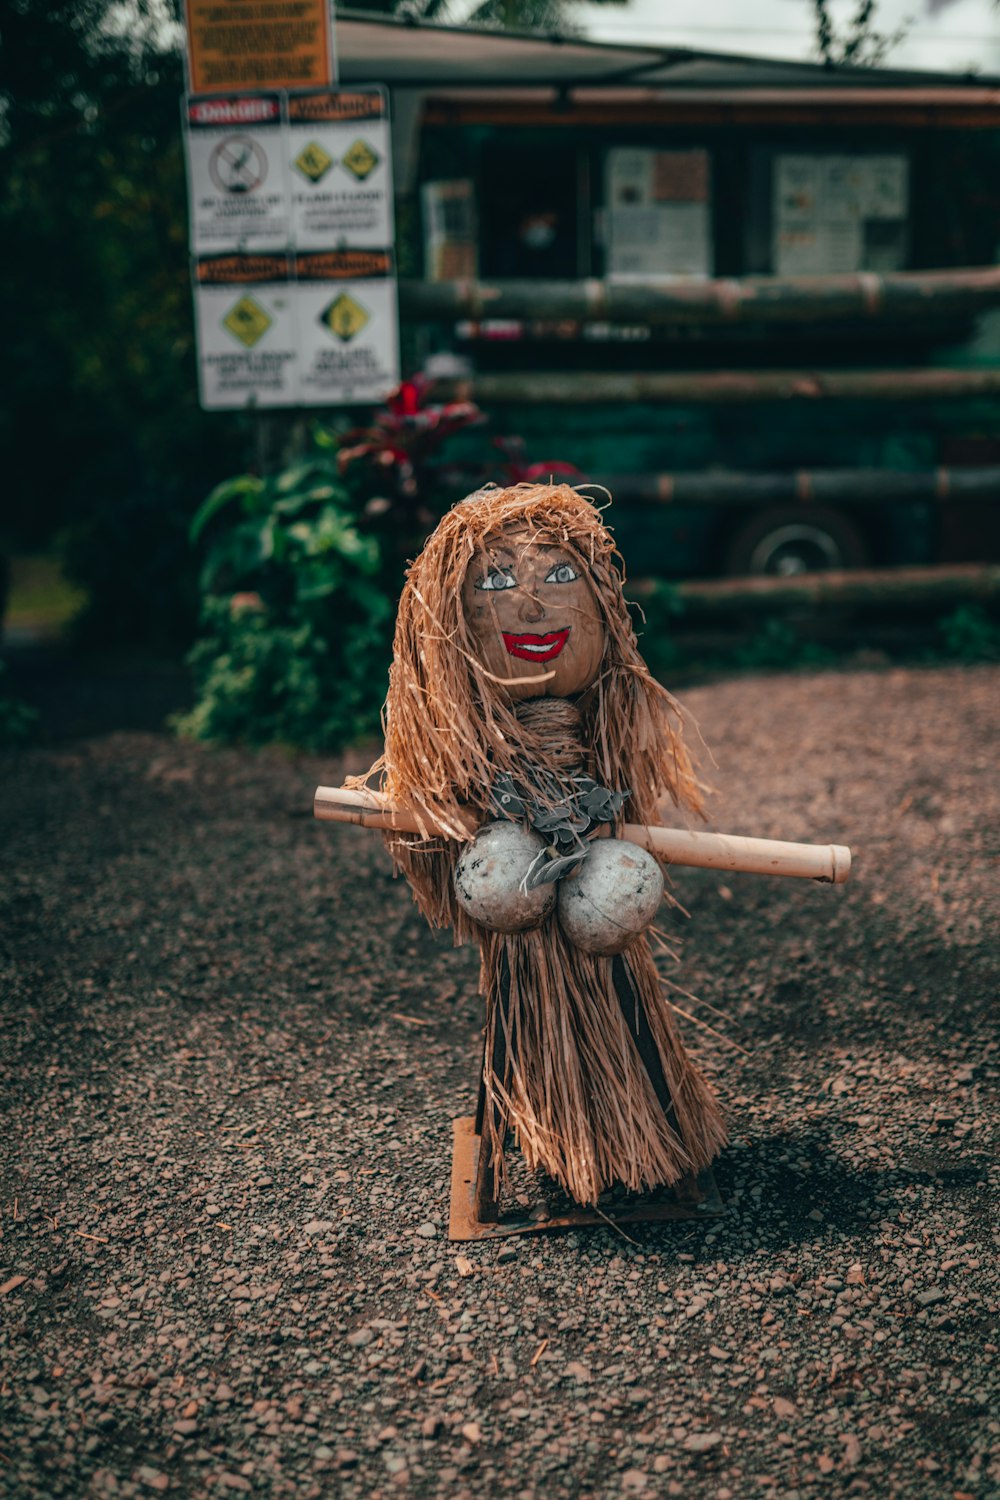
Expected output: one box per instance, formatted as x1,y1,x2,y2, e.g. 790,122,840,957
1,664,996,1499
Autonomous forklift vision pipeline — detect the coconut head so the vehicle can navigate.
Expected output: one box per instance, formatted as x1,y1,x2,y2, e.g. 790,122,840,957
460,526,606,701
349,482,705,934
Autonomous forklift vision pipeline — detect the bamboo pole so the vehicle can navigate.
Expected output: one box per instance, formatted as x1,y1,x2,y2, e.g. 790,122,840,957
313,786,852,884
435,368,1000,404
630,562,1000,616
582,465,1000,507
400,267,1000,327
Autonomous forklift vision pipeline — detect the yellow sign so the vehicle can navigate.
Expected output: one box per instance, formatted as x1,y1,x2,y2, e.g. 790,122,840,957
186,0,333,95
341,140,380,182
223,295,272,348
320,293,370,342
294,142,334,184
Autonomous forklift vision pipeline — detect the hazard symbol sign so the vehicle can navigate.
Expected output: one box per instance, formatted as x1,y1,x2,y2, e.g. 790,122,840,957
184,95,290,254
286,88,393,253
194,254,297,409
296,250,399,405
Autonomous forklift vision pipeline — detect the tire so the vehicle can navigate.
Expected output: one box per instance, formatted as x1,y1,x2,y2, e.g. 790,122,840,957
724,506,870,577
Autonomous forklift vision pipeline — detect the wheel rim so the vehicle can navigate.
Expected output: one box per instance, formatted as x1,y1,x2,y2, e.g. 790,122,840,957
748,524,845,576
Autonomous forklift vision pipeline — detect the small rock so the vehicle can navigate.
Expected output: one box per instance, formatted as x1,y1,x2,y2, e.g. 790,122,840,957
915,1287,946,1308
841,1433,862,1466
415,1223,437,1239
684,1431,723,1453
565,1361,592,1383
621,1471,647,1493
460,1421,482,1445
347,1328,373,1348
137,1470,169,1493
773,1397,797,1420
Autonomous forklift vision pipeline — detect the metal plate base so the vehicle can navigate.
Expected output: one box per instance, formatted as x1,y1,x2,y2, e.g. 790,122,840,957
448,1116,724,1242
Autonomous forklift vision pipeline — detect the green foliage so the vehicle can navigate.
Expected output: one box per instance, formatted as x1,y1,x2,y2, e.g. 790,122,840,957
628,581,684,676
938,605,1000,663
0,661,39,747
175,450,393,751
733,618,835,671
2,0,246,643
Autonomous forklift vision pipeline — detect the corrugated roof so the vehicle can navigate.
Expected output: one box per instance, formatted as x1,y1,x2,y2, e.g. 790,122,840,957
335,11,1000,90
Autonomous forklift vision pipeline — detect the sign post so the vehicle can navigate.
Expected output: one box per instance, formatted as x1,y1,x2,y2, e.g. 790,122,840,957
182,3,400,411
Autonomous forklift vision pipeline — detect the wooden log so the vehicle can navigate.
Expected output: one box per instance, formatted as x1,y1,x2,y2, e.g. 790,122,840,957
313,785,852,884
629,562,1000,616
436,368,1000,405
400,267,1000,327
582,466,1000,507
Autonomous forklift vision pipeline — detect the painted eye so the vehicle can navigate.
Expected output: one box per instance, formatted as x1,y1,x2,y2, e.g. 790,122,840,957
476,567,517,592
544,562,578,584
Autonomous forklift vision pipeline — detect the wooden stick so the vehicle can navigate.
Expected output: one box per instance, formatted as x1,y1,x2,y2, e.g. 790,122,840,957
313,786,851,884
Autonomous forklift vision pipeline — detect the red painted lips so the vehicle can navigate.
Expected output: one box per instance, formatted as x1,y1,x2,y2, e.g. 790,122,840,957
502,629,570,663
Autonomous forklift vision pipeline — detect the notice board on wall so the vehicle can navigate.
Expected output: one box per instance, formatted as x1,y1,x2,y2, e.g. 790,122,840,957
605,149,712,281
773,154,909,275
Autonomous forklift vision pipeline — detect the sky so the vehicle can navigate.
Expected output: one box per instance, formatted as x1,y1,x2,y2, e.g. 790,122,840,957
574,0,1000,75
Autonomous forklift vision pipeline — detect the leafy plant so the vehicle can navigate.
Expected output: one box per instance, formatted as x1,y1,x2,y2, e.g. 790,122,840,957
734,618,835,671
175,446,394,751
938,605,1000,663
0,659,39,747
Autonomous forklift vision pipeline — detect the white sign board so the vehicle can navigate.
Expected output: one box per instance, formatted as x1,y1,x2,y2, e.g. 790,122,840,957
606,149,711,281
194,253,297,409
774,154,909,275
296,251,400,405
185,94,290,254
287,88,393,251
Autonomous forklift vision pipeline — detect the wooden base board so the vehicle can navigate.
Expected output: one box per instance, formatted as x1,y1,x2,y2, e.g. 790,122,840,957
448,1115,724,1242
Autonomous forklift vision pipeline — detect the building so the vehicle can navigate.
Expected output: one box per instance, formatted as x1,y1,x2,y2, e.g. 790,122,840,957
338,13,1000,582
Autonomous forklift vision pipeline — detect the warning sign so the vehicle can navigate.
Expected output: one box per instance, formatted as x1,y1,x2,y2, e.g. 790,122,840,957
294,142,334,184
185,0,335,96
296,250,399,405
222,295,273,348
287,89,393,252
341,139,380,181
194,254,297,409
185,95,290,253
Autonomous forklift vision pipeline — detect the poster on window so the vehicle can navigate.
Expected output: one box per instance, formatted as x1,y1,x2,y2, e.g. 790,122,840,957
422,180,478,282
773,154,908,275
605,150,711,281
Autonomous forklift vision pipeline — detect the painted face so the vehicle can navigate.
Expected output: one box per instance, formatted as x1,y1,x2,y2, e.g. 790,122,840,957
461,528,606,701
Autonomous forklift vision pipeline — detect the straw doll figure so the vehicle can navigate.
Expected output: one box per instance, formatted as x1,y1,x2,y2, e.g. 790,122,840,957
352,482,726,1210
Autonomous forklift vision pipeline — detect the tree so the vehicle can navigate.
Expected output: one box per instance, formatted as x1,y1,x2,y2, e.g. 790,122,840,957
0,1,247,641
352,0,627,35
811,0,909,67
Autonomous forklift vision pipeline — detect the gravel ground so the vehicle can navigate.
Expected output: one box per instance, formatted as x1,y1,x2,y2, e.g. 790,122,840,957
1,663,997,1500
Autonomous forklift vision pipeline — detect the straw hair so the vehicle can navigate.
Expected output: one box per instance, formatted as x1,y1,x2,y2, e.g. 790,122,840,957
350,482,704,937
351,483,725,1204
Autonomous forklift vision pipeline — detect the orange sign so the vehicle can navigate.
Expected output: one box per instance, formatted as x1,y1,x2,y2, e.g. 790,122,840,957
185,0,334,96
